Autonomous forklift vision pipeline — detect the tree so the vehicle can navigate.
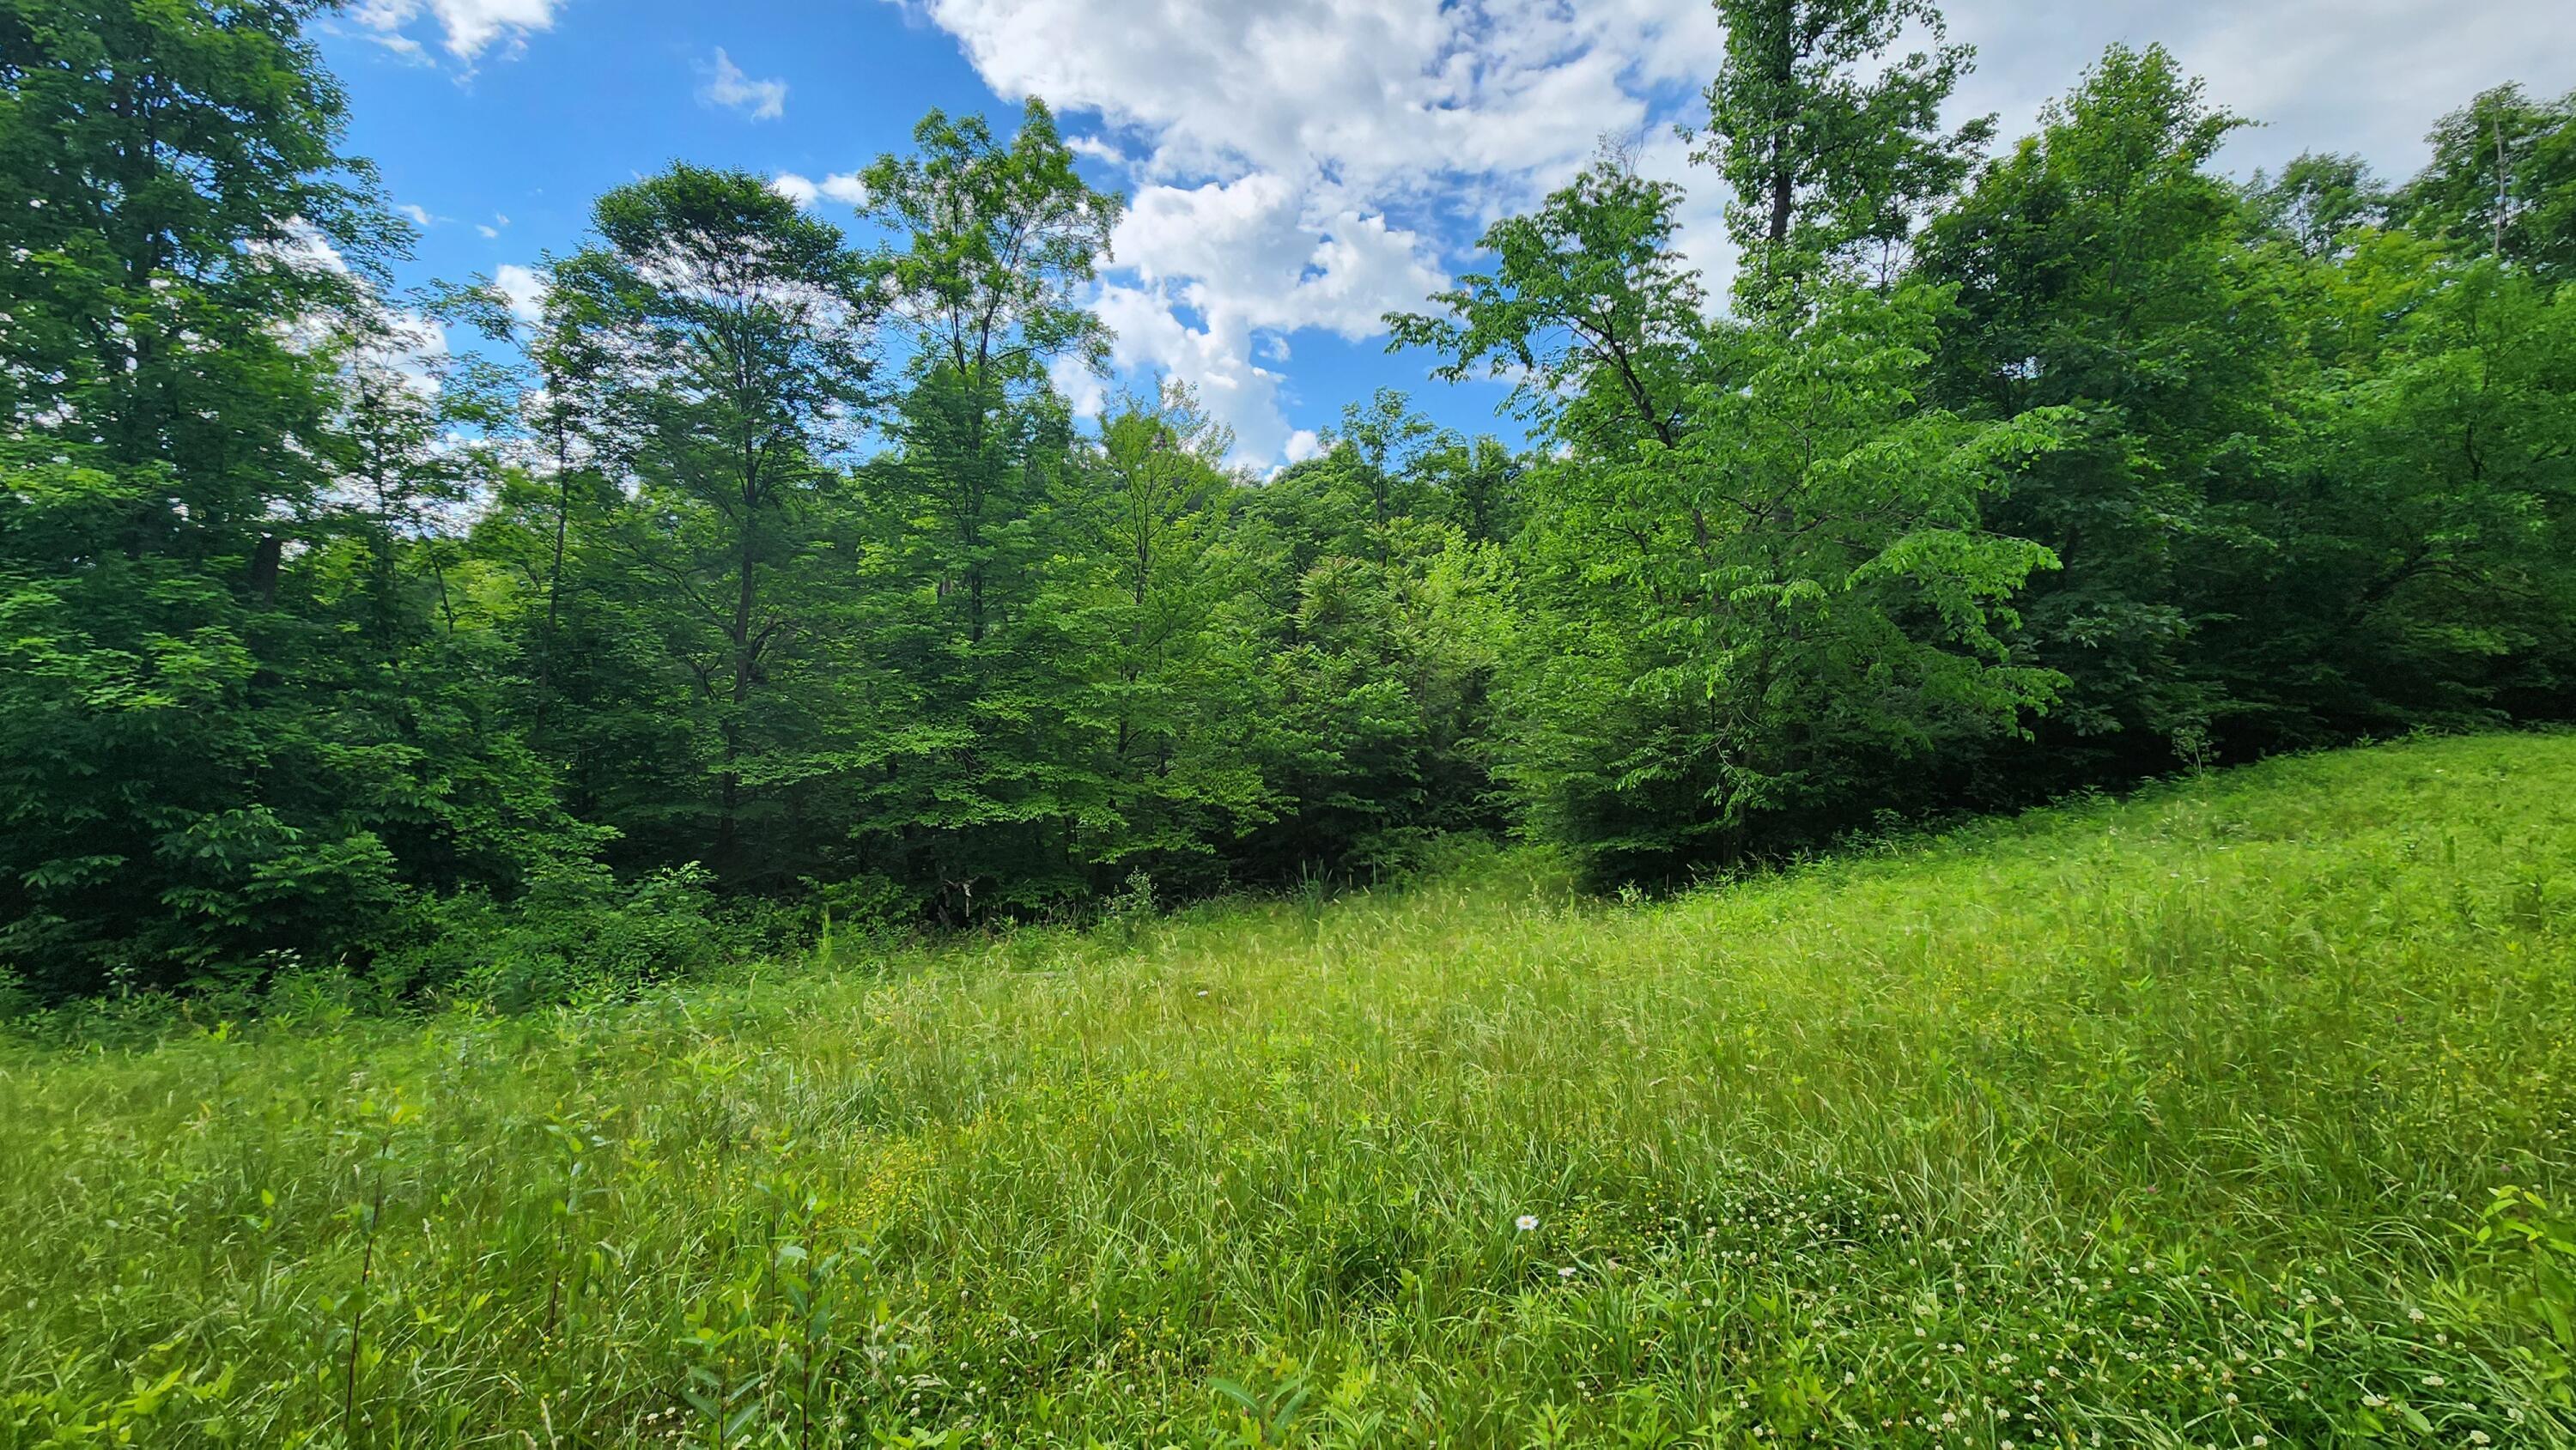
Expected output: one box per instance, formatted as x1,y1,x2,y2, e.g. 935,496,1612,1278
840,100,1124,917
1230,397,1516,878
1039,383,1272,888
2210,241,2576,743
0,0,574,995
861,98,1121,643
2245,152,2390,258
1390,155,1710,455
2394,83,2576,280
1399,159,2069,877
1917,44,2274,780
546,165,879,885
1693,0,1992,313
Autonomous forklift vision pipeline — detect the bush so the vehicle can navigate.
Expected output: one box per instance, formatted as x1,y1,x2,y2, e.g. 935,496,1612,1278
381,861,726,1012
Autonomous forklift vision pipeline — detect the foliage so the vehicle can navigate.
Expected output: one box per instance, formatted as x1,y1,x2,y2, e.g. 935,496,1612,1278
544,165,881,886
2395,82,2576,280
0,0,570,997
1399,159,2072,875
1694,0,1994,312
380,860,727,1012
5,0,2576,990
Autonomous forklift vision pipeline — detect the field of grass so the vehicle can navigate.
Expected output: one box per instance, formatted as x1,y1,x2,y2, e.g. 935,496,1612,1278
4,734,2575,1447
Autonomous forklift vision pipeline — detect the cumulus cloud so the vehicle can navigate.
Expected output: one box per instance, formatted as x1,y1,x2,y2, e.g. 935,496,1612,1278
914,0,1721,193
492,264,547,326
769,170,870,209
701,48,788,122
901,0,1725,463
898,0,2573,464
348,0,560,63
1078,173,1446,463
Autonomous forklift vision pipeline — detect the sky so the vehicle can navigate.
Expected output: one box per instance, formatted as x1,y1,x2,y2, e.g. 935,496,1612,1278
324,0,2576,469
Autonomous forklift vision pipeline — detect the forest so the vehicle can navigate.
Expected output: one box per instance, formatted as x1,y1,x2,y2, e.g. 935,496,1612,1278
4,0,2574,1011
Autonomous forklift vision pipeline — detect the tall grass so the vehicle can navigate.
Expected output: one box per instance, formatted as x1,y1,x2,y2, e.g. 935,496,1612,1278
3,734,2573,1447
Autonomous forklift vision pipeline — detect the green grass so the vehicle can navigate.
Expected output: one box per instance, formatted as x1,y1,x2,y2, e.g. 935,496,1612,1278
6,734,2576,1447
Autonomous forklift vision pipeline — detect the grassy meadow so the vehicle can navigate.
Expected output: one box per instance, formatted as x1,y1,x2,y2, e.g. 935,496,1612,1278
4,733,2575,1447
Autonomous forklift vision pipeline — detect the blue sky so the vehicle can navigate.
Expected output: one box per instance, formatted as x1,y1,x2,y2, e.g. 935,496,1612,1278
322,0,2576,469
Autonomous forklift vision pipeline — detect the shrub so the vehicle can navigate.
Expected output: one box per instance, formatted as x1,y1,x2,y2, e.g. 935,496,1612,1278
382,861,726,1012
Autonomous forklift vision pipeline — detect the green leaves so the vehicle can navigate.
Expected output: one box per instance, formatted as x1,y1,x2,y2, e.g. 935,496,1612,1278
1696,0,1995,315
1397,145,2074,876
862,99,1122,385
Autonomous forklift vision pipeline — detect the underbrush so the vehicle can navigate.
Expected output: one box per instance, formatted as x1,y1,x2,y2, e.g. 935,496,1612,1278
2,734,2573,1446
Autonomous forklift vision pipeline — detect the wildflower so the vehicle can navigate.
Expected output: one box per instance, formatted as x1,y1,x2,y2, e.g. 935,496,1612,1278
2408,1308,2427,1323
1516,1215,1540,1232
2421,1374,2445,1388
1558,1265,1577,1279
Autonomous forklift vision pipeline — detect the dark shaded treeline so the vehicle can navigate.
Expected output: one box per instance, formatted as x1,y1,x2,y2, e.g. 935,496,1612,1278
3,0,2572,1003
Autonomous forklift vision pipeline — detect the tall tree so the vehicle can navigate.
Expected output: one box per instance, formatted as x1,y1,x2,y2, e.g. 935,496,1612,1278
862,98,1121,646
1042,383,1271,888
1917,44,2273,779
0,0,562,993
1230,397,1516,877
1694,0,1992,313
2394,83,2576,280
1397,159,2069,877
2245,152,2391,258
843,100,1124,917
547,166,879,884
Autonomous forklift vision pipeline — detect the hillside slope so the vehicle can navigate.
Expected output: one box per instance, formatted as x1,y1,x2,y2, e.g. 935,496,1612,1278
4,734,2574,1446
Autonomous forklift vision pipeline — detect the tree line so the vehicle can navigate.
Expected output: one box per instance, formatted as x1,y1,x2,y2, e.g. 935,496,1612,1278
3,0,2572,1005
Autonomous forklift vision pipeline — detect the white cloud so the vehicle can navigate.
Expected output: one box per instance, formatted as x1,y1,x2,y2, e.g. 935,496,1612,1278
769,170,870,209
477,223,501,239
1066,173,1450,464
1088,280,1297,464
701,48,789,122
368,310,453,399
1113,173,1443,340
348,0,560,63
493,263,547,326
903,0,1726,464
904,0,2576,464
1941,0,2576,179
914,0,1721,193
397,203,437,227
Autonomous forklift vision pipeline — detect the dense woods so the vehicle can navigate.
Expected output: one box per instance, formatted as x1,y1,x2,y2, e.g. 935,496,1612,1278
4,0,2573,1007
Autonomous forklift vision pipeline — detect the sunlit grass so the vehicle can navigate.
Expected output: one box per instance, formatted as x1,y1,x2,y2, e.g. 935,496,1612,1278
5,733,2574,1447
